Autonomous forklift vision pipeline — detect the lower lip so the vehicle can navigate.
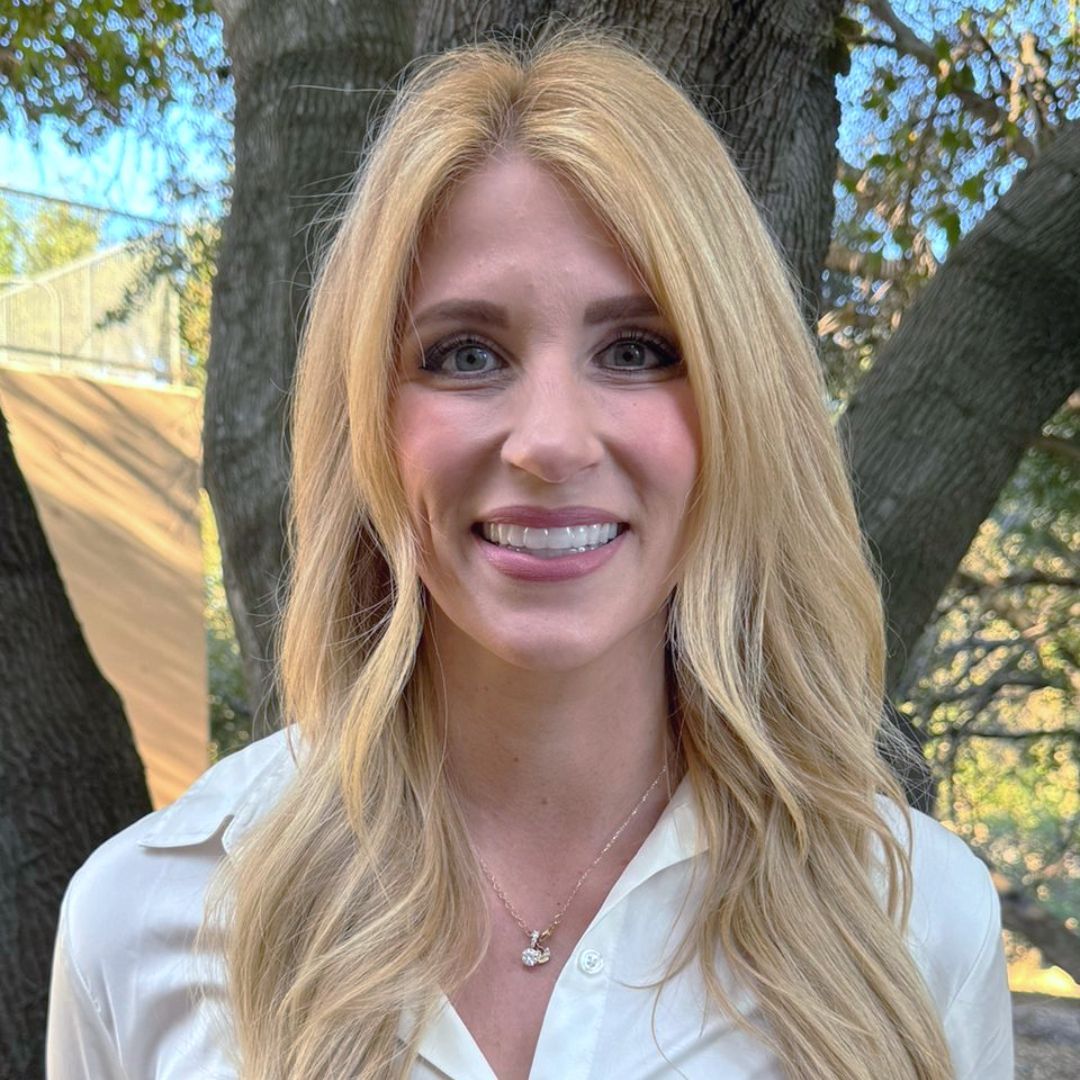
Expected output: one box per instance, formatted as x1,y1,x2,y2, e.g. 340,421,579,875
475,528,627,582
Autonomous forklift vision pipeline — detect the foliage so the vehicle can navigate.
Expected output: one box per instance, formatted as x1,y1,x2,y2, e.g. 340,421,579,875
0,194,101,277
94,217,219,388
900,397,1080,929
200,489,253,763
0,0,233,216
828,2,1080,977
0,0,227,140
823,0,1079,404
177,221,217,390
0,197,16,275
24,201,100,273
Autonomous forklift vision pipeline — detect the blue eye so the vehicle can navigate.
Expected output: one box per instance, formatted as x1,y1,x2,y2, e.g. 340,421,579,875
418,328,681,378
420,337,501,376
601,331,680,371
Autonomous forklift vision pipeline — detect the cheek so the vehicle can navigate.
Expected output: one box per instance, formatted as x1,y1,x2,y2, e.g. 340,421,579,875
621,384,701,499
391,388,484,515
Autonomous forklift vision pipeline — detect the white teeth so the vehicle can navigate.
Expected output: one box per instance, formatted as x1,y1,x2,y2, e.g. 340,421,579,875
479,521,621,555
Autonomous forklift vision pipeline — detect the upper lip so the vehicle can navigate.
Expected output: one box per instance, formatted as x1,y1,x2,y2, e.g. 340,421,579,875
476,505,627,527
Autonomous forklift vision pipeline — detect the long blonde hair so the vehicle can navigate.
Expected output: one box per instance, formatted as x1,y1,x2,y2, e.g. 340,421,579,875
205,23,953,1079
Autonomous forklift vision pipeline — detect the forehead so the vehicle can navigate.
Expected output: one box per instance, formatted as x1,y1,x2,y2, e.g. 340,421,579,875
407,153,648,307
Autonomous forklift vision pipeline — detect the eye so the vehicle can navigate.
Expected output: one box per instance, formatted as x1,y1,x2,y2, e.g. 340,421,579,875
420,336,502,377
600,330,681,372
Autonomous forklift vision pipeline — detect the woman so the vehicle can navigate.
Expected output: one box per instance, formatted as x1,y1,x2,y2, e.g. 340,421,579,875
47,25,1012,1080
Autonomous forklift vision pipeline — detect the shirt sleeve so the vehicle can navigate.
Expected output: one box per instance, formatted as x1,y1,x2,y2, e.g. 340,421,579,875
941,865,1014,1080
46,892,127,1080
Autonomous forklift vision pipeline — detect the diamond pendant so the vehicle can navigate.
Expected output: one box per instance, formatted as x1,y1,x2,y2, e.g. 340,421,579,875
521,929,551,968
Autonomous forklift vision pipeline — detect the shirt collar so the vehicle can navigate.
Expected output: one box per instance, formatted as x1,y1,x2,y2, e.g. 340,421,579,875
137,733,707,873
401,772,707,1074
141,736,707,1075
137,727,301,854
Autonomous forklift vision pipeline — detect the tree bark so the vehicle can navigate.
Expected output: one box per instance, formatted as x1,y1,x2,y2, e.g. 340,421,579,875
206,0,415,727
0,407,150,1080
205,0,1080,990
841,122,1080,700
209,0,846,726
415,0,844,321
999,882,1080,985
839,124,1080,967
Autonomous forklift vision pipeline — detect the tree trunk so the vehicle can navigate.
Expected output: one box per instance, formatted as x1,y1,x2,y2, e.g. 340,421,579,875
206,0,1079,993
841,129,1080,988
0,407,151,1080
415,0,844,321
1000,884,1080,985
209,0,845,726
841,122,1080,700
206,0,415,727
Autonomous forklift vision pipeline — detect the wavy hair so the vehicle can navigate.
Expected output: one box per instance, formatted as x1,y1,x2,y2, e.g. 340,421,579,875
203,23,953,1079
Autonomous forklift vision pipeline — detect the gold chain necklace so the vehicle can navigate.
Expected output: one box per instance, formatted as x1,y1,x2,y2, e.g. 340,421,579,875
475,761,670,968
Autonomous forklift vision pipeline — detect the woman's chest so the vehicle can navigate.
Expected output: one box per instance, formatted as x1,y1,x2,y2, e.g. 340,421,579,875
428,898,778,1080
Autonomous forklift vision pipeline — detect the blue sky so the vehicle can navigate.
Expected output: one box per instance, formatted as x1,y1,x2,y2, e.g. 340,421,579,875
1,0,1059,233
0,13,878,225
0,124,169,219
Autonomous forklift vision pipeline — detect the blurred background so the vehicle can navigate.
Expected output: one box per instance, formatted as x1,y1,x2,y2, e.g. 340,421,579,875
0,2,1076,1077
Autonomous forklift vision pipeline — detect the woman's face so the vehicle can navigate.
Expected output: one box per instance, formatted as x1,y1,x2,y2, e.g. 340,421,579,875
392,153,700,672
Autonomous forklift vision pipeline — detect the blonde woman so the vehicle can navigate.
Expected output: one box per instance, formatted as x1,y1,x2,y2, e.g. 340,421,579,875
47,25,1012,1080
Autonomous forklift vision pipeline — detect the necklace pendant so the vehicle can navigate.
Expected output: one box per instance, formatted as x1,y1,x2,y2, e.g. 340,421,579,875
521,930,551,968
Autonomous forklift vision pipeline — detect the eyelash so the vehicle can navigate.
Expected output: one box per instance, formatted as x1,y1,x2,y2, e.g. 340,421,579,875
419,328,682,378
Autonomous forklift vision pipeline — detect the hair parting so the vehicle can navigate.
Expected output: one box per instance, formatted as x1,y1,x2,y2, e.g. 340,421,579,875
201,21,952,1080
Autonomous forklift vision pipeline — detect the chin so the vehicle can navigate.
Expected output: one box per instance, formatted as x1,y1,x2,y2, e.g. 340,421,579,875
476,628,616,674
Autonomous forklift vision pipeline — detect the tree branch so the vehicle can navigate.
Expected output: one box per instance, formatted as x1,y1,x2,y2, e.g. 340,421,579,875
863,0,1037,162
954,569,1080,593
998,880,1080,981
962,727,1078,741
1032,433,1080,466
920,671,1055,709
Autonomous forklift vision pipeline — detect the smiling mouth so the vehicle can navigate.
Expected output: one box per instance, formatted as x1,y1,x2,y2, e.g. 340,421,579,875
473,522,629,557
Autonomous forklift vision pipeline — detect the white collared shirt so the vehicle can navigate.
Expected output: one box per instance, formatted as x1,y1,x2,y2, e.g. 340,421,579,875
47,729,1014,1079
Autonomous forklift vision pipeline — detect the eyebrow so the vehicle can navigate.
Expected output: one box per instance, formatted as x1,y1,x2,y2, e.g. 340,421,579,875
411,294,662,329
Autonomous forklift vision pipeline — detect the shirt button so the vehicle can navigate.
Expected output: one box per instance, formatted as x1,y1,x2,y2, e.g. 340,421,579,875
578,948,604,975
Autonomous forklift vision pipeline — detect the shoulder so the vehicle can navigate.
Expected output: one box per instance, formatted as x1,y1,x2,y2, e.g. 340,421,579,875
875,796,1000,1003
49,728,302,1076
875,796,1013,1076
59,727,300,994
894,803,997,938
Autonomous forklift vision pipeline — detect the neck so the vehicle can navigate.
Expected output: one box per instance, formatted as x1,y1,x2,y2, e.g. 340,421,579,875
425,606,679,857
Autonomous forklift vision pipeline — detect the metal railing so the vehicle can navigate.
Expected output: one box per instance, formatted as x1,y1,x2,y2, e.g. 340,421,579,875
0,188,186,386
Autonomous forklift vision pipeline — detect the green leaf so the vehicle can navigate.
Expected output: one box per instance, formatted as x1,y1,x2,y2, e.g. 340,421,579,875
834,15,862,43
959,175,983,201
939,209,961,247
955,65,976,92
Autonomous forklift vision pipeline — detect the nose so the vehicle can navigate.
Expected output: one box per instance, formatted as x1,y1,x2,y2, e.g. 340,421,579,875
500,354,604,484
